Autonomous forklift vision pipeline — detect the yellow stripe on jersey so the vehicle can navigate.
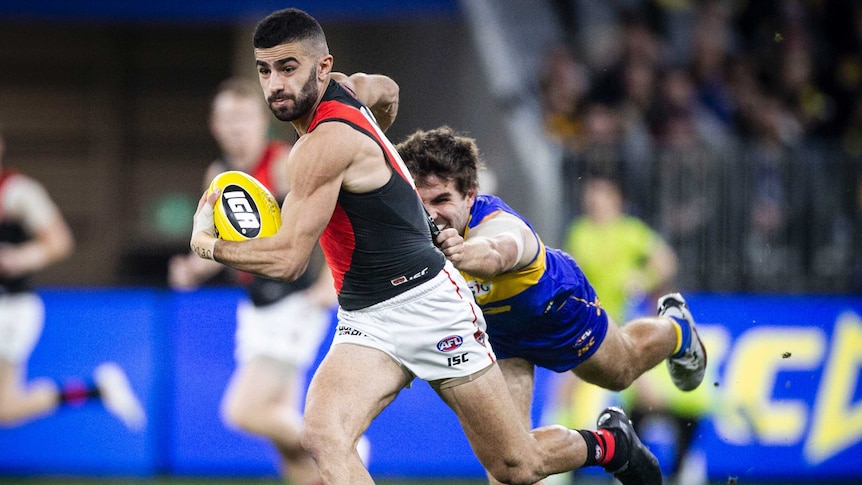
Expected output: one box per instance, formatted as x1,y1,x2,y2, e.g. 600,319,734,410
461,211,546,308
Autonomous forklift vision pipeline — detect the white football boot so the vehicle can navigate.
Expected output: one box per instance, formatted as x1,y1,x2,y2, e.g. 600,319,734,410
95,362,147,431
658,293,707,392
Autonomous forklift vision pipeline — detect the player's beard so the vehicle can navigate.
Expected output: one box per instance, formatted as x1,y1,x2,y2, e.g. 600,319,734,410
268,68,319,122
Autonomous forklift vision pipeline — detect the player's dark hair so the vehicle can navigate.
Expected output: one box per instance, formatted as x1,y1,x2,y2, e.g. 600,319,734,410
396,126,484,196
253,8,328,52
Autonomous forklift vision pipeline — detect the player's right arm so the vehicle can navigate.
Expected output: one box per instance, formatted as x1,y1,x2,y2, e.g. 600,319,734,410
436,212,539,279
0,176,73,278
192,123,372,282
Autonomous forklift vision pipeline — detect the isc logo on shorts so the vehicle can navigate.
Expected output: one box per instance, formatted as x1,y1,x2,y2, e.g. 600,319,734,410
222,185,261,237
436,335,463,352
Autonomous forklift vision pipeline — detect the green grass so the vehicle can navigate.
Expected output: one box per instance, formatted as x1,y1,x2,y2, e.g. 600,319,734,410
0,476,859,485
0,479,488,485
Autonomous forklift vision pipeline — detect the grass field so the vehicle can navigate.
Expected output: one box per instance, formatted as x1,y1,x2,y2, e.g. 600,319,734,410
0,479,488,485
2,474,858,485
0,478,852,485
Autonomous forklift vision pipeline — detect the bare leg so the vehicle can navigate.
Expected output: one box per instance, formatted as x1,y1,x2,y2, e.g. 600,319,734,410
301,344,409,485
575,315,677,391
221,356,319,485
0,360,60,426
437,362,588,485
486,358,549,485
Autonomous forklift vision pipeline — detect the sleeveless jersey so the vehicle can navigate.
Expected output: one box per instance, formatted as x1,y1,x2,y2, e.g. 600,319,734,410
249,142,282,192
0,170,31,294
215,142,315,306
461,195,607,371
310,80,444,310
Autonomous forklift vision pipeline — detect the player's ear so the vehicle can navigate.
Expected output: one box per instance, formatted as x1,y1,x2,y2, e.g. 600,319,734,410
318,55,333,80
466,187,477,207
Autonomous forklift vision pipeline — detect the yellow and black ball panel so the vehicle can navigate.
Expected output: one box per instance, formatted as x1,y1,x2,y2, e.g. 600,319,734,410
207,171,281,241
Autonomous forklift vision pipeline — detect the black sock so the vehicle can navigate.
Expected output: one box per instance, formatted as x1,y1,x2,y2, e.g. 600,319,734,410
58,380,101,406
577,428,629,471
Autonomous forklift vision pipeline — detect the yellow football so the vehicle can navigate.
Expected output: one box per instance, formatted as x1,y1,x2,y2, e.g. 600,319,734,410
207,171,281,241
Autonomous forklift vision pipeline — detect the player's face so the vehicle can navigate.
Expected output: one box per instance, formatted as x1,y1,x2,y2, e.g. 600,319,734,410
210,93,269,162
416,175,475,236
255,42,327,122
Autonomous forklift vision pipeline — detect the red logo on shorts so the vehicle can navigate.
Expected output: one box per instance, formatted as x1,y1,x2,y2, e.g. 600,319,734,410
473,329,487,347
437,335,463,352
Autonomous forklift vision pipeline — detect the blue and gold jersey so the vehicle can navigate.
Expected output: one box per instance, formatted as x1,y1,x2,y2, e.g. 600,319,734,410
461,195,608,372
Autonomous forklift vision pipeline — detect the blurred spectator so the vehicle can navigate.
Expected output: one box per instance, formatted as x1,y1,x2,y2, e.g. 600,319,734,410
689,0,736,128
655,66,731,150
561,101,645,222
841,99,862,291
617,58,659,214
738,94,807,291
543,0,860,293
539,43,590,153
652,106,723,291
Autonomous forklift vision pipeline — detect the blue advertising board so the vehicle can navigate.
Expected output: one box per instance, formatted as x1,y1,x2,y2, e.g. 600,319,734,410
0,289,159,476
685,294,862,482
0,289,859,482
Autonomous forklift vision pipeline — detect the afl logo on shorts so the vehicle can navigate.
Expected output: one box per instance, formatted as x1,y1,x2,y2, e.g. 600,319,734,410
221,185,262,237
436,335,463,352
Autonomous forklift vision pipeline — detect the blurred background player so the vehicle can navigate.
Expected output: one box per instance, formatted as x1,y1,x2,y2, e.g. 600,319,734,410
397,126,706,485
566,174,711,485
565,175,678,336
0,126,145,431
168,77,337,485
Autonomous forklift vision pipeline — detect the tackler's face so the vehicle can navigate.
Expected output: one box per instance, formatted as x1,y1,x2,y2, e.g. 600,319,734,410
416,175,475,237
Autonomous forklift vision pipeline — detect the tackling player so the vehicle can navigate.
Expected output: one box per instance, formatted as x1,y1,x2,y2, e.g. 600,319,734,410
396,125,708,485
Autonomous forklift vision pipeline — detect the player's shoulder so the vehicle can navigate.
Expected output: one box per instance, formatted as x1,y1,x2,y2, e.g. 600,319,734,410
471,194,532,229
473,194,513,217
1,170,40,193
298,121,372,157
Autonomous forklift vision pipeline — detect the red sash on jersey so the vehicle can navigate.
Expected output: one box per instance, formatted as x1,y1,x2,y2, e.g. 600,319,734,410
234,142,287,286
0,169,22,220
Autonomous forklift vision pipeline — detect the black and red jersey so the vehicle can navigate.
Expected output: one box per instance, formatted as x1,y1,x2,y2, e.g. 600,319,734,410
215,142,315,306
0,169,31,294
310,80,444,310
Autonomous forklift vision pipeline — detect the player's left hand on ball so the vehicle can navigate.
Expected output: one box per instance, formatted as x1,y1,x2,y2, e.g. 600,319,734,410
190,189,219,260
435,227,465,263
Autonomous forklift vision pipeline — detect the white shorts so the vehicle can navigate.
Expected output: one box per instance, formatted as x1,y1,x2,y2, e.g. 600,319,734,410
334,261,496,384
0,293,45,364
235,291,332,369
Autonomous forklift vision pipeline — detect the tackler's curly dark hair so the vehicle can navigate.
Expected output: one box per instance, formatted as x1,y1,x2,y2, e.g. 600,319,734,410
396,126,485,197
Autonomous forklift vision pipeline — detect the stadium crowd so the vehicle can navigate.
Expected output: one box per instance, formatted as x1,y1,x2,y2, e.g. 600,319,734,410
541,0,862,294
